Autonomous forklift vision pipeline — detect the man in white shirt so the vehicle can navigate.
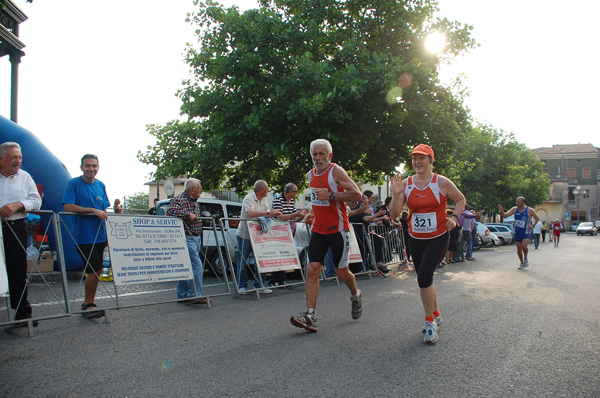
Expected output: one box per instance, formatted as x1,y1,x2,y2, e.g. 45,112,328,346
0,142,42,326
532,218,542,249
235,180,282,294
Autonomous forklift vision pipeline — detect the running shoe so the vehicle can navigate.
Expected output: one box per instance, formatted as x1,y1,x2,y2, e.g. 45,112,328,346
522,258,529,268
422,315,442,332
351,290,363,319
424,321,439,343
290,312,318,332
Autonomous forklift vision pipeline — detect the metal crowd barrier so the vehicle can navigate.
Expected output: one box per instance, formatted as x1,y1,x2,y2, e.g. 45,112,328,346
57,213,232,316
218,218,310,299
367,224,407,272
303,222,379,282
348,222,378,278
1,210,70,336
2,210,402,337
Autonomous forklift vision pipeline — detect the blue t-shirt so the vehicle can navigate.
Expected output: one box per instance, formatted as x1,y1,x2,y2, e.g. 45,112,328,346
62,176,110,244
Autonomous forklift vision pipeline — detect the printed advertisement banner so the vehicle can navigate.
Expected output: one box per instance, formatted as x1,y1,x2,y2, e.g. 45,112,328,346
106,215,193,286
248,221,301,273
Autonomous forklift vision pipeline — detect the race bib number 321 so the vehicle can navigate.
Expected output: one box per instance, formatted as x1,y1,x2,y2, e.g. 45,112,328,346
411,212,437,233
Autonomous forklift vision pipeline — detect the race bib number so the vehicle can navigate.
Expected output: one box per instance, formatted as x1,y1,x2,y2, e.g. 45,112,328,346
310,188,330,207
514,219,526,228
411,212,437,233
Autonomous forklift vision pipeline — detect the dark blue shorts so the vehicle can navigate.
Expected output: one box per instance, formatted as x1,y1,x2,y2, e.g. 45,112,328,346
514,232,531,242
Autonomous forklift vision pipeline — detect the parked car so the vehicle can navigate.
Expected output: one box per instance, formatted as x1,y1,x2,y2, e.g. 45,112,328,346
569,222,579,232
576,222,597,236
155,198,309,276
485,224,514,245
475,222,498,247
486,222,515,236
595,220,600,230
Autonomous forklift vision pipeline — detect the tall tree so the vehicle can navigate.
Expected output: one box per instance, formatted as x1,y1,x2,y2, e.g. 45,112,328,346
451,124,550,213
138,0,477,193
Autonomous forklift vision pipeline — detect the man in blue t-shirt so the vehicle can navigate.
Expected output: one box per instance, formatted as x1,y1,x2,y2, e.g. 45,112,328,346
62,154,110,318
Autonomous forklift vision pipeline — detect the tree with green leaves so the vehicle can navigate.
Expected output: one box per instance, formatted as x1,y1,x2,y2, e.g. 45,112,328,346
138,0,477,193
450,124,550,214
124,192,150,212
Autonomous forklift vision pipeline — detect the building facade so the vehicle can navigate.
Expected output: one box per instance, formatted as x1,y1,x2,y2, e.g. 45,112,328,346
532,144,599,227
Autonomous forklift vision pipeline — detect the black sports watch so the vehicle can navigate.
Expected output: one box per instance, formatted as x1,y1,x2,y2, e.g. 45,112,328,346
329,192,335,201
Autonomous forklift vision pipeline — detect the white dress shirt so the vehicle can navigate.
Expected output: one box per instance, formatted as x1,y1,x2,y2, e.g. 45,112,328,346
0,169,42,221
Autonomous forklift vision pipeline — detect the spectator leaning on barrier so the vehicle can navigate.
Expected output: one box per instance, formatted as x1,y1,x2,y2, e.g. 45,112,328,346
62,154,110,319
290,138,363,333
236,180,282,294
0,142,42,327
167,178,209,304
268,183,307,287
351,193,390,274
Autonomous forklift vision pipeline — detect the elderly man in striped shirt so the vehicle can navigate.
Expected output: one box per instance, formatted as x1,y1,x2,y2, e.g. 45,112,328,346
268,183,307,287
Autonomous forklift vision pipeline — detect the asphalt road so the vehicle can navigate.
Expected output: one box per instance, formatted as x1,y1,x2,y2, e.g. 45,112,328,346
1,233,599,397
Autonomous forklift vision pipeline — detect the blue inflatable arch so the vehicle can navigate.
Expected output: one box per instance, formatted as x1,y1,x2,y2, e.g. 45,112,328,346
1,114,83,270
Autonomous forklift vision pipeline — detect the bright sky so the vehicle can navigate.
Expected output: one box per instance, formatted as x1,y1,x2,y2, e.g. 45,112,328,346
1,0,598,203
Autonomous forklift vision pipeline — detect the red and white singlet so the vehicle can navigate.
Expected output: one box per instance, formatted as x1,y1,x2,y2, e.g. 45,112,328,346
404,173,448,239
307,163,349,234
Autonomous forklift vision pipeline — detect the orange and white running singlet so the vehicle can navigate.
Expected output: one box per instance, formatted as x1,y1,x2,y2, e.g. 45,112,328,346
307,163,349,235
405,173,448,239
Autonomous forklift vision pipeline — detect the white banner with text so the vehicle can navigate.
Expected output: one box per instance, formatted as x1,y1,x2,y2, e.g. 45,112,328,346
106,215,193,285
248,220,301,273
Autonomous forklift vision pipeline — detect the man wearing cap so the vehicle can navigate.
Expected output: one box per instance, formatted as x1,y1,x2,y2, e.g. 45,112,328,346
0,142,42,327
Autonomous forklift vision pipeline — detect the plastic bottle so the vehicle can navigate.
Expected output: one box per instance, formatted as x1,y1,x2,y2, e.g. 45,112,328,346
101,247,111,277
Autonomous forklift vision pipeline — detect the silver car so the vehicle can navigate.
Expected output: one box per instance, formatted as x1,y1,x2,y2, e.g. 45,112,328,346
475,222,500,247
486,224,514,245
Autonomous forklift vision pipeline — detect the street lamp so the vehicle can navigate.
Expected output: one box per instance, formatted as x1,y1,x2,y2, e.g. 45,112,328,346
573,185,581,224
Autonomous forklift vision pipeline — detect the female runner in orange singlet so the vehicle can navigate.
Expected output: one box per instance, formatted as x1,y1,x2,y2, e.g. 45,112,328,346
390,144,466,344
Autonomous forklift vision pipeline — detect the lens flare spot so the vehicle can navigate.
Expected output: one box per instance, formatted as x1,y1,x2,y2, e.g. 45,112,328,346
161,358,174,371
386,86,404,105
397,72,413,88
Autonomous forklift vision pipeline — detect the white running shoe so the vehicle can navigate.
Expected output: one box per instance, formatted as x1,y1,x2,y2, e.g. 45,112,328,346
424,321,439,343
422,315,442,332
